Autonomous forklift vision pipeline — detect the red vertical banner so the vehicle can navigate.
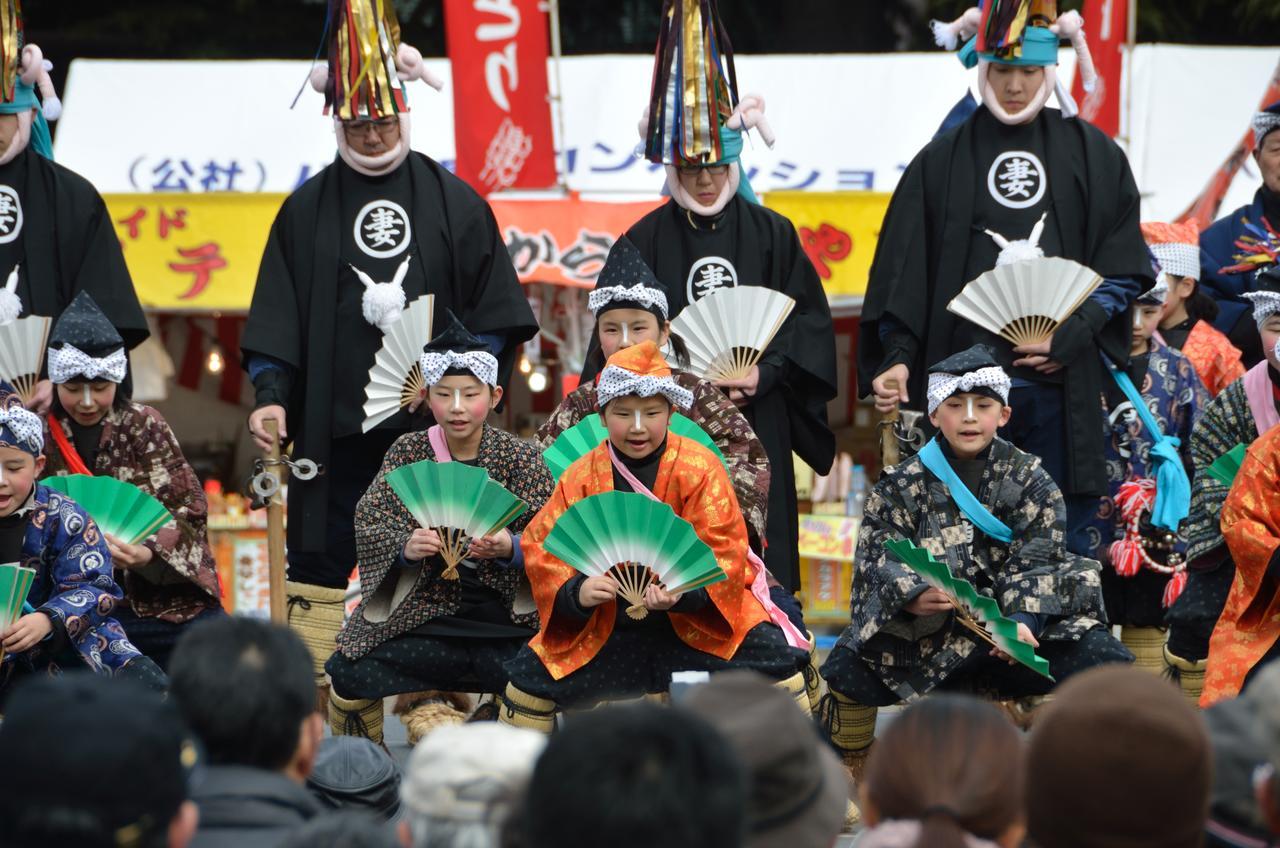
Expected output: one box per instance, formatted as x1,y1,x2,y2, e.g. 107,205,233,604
444,0,558,194
1072,0,1127,137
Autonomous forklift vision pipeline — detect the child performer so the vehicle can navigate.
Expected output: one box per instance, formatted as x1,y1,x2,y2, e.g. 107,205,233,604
501,342,807,731
328,313,555,743
1084,278,1206,675
1201,422,1280,705
1176,268,1280,705
0,381,161,696
42,292,222,670
538,236,771,558
1143,221,1244,397
818,345,1130,773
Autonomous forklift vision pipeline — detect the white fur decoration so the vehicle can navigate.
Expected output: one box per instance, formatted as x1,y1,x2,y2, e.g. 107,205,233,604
929,7,982,51
0,265,22,326
987,213,1048,267
353,256,411,332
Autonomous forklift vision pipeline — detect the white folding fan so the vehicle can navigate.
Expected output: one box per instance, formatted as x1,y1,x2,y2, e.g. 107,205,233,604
670,287,795,382
361,294,435,433
947,256,1102,348
0,315,50,405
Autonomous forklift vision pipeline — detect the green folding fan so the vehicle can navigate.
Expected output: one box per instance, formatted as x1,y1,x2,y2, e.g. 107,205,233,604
385,460,528,580
542,413,728,479
543,490,726,620
43,475,172,545
1205,443,1248,488
885,539,1054,680
0,561,34,662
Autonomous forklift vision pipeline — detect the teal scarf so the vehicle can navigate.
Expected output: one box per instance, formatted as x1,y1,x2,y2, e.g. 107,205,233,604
917,437,1014,544
1107,366,1191,531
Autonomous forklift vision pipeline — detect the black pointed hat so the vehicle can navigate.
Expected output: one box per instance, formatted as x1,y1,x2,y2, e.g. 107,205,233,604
424,309,488,355
589,237,669,319
49,292,124,356
927,343,1002,376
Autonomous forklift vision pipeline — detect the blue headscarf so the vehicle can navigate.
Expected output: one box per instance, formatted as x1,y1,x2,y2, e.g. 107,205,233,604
709,124,759,205
0,80,52,160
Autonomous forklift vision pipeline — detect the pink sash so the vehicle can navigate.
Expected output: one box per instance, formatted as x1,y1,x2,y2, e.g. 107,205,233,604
1243,361,1280,435
607,444,811,650
427,425,453,463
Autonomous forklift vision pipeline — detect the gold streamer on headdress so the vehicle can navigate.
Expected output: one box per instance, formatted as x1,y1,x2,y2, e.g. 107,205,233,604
0,0,20,105
332,0,405,120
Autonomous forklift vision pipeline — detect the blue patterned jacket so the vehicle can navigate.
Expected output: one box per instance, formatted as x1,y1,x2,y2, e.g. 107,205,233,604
8,484,141,674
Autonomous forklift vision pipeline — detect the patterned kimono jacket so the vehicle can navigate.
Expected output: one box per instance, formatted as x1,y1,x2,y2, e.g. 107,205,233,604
524,435,768,680
537,370,770,550
1202,424,1280,705
337,424,554,660
8,484,142,675
835,437,1107,702
1083,339,1208,563
1181,320,1245,398
43,403,222,623
1183,377,1259,571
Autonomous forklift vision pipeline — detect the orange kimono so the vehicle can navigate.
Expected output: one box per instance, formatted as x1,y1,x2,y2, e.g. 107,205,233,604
524,435,769,680
1182,320,1245,397
1202,424,1280,706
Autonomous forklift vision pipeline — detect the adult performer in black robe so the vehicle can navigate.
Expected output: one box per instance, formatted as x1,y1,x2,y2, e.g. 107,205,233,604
862,2,1153,556
241,1,537,700
0,32,146,411
582,1,836,598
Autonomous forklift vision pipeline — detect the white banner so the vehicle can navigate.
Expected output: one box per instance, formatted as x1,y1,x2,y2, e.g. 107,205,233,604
53,47,1279,221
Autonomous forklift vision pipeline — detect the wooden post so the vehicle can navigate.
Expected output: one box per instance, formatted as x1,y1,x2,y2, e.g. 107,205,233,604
265,418,290,624
879,378,901,472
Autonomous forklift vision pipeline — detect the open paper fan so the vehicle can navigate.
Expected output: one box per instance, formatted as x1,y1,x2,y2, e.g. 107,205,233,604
0,315,50,406
385,460,527,580
671,287,795,382
42,475,172,545
0,561,34,661
543,491,726,620
947,257,1102,348
542,414,728,480
885,539,1053,680
362,294,435,433
1205,443,1248,487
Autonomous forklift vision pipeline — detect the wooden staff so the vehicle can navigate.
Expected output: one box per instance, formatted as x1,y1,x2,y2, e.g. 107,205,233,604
879,378,902,471
265,418,290,624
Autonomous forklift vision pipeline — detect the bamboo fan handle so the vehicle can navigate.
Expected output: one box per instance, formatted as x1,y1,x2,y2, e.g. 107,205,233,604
625,604,650,620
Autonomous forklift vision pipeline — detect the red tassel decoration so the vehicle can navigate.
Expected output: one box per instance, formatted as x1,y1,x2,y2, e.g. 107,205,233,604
1108,538,1144,578
1162,570,1188,608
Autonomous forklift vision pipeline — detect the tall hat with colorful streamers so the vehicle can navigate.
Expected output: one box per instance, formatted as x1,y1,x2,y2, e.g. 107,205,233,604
307,0,444,177
930,0,1098,125
0,2,62,165
640,0,775,216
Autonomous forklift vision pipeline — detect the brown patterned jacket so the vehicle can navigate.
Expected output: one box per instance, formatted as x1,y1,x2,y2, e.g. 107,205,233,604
337,424,555,660
43,403,222,623
536,370,771,551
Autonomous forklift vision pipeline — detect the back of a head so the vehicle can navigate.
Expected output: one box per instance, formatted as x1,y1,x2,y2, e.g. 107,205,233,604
862,694,1023,848
1026,665,1210,848
169,615,315,770
520,702,747,848
274,812,401,848
402,723,546,848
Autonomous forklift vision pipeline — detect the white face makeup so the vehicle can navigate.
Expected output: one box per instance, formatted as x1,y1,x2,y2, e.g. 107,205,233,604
1133,309,1144,330
633,410,643,432
621,324,630,346
965,396,976,420
81,385,93,408
452,388,462,412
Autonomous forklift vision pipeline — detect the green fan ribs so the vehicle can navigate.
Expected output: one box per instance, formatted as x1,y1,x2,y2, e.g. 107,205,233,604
544,491,726,596
385,460,528,538
42,475,172,546
884,538,1053,680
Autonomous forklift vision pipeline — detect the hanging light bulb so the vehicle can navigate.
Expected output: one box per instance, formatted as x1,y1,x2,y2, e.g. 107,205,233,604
518,355,533,375
527,366,549,393
206,348,224,374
